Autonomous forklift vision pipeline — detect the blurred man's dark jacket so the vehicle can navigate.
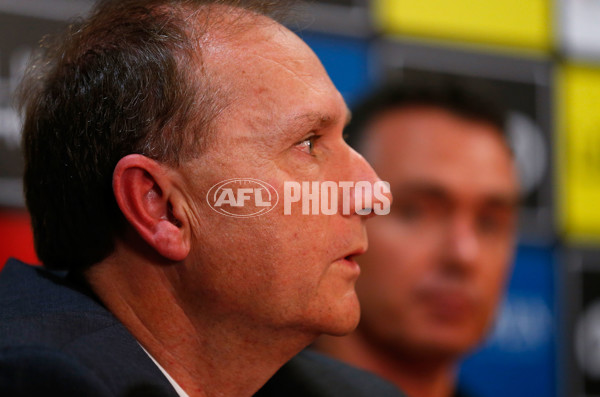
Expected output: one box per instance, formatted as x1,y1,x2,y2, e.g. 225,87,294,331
256,348,404,397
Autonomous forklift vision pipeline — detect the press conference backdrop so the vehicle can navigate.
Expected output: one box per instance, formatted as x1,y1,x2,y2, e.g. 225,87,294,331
3,1,600,396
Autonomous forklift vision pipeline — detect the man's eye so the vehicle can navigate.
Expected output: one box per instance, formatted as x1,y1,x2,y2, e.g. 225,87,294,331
296,135,317,155
394,203,423,222
477,213,513,236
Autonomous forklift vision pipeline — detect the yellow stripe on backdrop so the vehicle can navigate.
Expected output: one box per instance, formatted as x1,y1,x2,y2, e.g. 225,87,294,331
558,64,600,242
374,0,552,51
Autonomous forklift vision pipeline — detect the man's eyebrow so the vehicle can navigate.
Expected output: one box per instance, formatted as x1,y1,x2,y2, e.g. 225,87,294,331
292,112,335,129
392,183,450,202
483,195,521,209
291,108,352,130
275,109,353,146
392,181,520,208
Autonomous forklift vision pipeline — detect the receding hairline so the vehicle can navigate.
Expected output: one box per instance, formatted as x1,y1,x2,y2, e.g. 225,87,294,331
152,2,295,153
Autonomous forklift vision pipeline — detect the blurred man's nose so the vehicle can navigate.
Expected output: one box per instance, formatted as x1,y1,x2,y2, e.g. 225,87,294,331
441,214,480,274
343,148,393,219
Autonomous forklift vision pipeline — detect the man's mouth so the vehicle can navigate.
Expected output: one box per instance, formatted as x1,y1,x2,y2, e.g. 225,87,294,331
336,246,367,271
341,246,366,262
417,284,477,321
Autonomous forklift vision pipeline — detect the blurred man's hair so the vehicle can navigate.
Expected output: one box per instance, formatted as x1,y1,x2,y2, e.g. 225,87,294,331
345,81,508,152
18,0,292,271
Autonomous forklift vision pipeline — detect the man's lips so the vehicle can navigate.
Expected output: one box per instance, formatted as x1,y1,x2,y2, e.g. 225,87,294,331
417,286,477,321
335,246,367,271
339,246,367,262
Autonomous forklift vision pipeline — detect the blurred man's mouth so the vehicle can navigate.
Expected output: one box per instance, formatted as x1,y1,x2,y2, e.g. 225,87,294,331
417,284,478,321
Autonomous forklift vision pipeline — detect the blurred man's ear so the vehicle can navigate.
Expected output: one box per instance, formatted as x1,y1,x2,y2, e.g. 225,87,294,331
113,154,190,261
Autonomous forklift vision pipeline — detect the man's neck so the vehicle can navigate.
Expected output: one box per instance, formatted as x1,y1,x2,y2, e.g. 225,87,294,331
314,332,458,397
85,255,314,397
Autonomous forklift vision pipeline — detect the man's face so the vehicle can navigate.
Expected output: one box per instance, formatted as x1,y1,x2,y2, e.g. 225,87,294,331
356,106,518,360
173,20,384,337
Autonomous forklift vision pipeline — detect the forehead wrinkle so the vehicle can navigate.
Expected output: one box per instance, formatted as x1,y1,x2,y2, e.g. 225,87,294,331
204,20,346,147
250,52,327,96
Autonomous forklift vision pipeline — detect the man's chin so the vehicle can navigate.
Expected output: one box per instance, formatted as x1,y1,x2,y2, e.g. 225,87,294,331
321,294,361,337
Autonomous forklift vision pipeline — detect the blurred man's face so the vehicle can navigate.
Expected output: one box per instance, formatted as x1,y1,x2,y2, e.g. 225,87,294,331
356,106,518,360
174,19,385,338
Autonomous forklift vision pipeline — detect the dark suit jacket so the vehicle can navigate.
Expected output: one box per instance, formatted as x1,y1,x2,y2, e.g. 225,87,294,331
0,259,178,397
0,259,404,397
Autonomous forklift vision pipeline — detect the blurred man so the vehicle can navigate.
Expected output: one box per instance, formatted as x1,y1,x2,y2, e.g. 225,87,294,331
0,1,398,396
314,83,519,397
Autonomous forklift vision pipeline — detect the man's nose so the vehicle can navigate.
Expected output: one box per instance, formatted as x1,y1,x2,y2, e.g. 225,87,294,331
344,148,393,219
441,215,480,273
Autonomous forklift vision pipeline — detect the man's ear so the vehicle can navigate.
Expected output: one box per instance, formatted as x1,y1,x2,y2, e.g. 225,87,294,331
113,154,190,261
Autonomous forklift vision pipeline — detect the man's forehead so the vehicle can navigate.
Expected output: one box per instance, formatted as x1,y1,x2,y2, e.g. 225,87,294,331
379,152,518,200
366,110,511,165
195,11,350,144
363,114,518,204
210,12,336,89
204,12,301,58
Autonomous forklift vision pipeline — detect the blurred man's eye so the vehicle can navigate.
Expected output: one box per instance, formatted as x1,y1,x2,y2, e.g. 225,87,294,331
477,215,500,234
394,202,424,222
477,212,514,236
393,198,445,224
